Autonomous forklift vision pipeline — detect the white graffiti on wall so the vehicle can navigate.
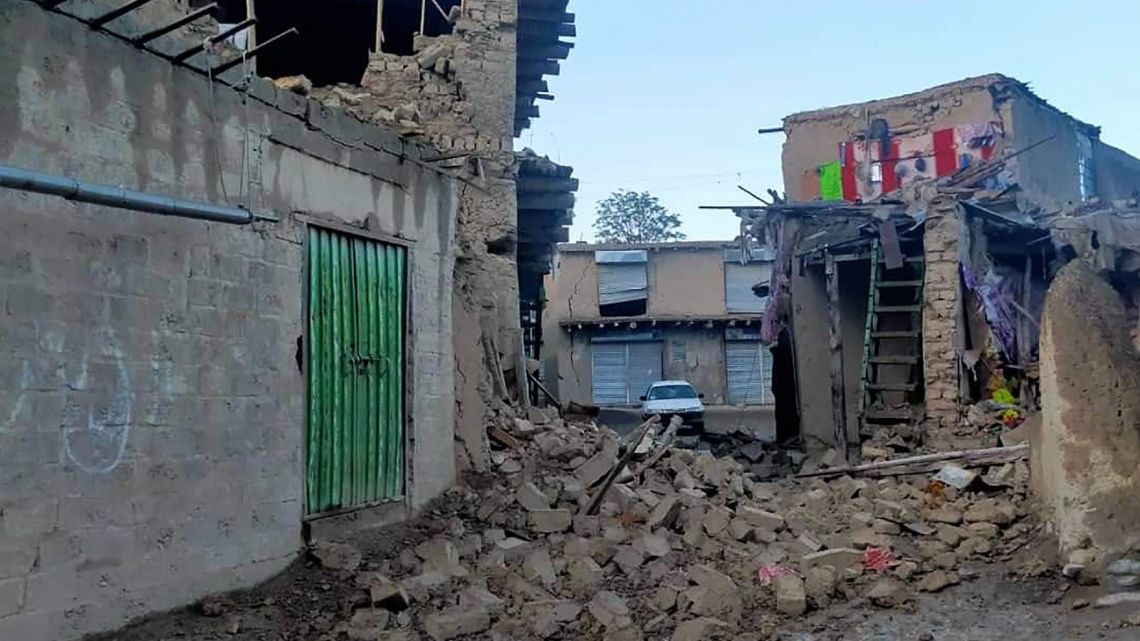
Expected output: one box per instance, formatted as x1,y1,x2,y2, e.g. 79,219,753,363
2,361,32,432
61,326,134,475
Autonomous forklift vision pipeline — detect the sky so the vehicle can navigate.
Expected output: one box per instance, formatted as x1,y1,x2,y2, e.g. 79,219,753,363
519,0,1140,243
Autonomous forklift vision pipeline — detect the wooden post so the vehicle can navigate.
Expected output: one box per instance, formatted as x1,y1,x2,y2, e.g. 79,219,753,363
244,0,257,73
826,252,849,464
420,0,427,35
374,0,384,52
516,333,532,412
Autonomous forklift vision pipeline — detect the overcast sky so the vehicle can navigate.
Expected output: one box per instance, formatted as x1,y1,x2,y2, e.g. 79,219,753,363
520,0,1140,242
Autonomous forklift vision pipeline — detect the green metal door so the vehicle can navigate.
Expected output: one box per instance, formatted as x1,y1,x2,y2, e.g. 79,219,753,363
306,227,406,515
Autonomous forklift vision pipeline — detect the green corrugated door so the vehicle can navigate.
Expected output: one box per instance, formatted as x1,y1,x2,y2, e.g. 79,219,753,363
306,227,406,515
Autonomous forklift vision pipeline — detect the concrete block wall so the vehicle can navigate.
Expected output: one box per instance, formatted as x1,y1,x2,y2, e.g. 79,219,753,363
922,198,962,446
0,3,458,639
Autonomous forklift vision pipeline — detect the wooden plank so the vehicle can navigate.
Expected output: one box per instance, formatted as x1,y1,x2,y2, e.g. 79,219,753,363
488,424,523,452
826,252,849,465
878,221,904,270
583,417,660,515
797,444,1030,479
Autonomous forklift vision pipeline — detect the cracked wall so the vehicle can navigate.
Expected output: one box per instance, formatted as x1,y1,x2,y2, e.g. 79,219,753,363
340,0,520,470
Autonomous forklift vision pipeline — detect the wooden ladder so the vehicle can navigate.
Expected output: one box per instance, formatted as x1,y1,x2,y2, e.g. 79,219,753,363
858,239,925,435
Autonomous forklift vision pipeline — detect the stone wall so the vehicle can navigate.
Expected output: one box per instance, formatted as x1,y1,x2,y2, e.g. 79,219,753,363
1035,262,1140,557
0,3,457,639
921,198,962,447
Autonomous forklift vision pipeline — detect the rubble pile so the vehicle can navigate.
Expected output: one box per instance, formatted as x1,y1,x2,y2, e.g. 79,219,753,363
296,409,1041,641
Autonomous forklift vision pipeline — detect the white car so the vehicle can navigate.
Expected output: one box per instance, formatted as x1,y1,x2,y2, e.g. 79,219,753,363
640,380,706,431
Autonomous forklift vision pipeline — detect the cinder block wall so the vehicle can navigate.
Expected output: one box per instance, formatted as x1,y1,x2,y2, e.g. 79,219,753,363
0,3,457,639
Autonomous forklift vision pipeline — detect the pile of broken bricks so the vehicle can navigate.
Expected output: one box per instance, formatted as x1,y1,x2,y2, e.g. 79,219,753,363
294,410,1048,641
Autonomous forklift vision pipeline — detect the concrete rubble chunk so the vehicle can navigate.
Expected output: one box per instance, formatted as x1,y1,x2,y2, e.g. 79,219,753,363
311,541,363,572
655,585,679,612
647,495,679,529
577,451,616,487
347,608,391,640
737,505,785,531
866,578,911,607
917,570,959,593
963,500,1015,526
368,577,411,611
674,468,698,491
936,524,967,547
459,585,505,616
800,548,864,573
688,564,736,596
613,545,646,575
774,574,807,616
728,518,753,542
568,557,605,589
642,532,672,558
531,509,573,533
415,538,460,571
517,482,552,511
672,617,732,641
422,606,491,641
804,566,837,599
850,527,894,550
589,590,633,629
922,506,963,525
524,549,558,588
702,506,733,536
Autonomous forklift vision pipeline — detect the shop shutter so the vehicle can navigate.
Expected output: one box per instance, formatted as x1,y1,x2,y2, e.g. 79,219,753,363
627,341,663,403
591,343,628,405
725,340,775,405
597,250,648,305
725,262,771,313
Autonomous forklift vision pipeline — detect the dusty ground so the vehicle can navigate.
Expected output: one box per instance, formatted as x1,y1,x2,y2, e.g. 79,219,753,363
600,406,776,441
786,567,1139,641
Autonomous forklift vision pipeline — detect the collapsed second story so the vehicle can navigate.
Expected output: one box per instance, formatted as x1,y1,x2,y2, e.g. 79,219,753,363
548,241,774,325
781,74,1140,211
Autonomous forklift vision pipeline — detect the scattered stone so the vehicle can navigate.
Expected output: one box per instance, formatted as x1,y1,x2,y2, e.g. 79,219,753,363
800,548,864,573
866,578,910,608
311,541,362,572
728,518,753,542
642,532,672,558
737,505,785,531
531,510,572,533
568,557,604,589
347,609,391,640
422,606,491,641
917,570,959,593
966,522,1000,540
804,566,837,599
688,564,737,596
923,506,963,525
367,577,411,611
524,549,558,588
1094,592,1140,608
647,495,682,529
655,586,679,612
774,574,807,616
459,585,505,616
274,75,312,95
702,506,733,536
517,482,552,511
589,591,633,629
1071,598,1090,610
577,451,616,487
963,500,1015,526
672,617,732,641
613,545,646,575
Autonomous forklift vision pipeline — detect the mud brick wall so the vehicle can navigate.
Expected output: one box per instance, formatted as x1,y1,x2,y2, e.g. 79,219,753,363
921,198,962,446
359,0,521,471
0,3,458,639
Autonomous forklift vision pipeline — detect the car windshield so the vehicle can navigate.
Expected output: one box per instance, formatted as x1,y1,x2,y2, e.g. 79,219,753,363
647,384,697,400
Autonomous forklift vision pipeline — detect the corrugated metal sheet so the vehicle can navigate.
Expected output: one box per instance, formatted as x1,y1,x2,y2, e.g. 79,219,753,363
595,249,648,264
598,263,648,305
306,227,406,516
725,340,774,405
725,262,771,313
590,341,662,405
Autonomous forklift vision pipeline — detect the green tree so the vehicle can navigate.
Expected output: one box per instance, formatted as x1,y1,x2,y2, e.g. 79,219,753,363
592,190,686,243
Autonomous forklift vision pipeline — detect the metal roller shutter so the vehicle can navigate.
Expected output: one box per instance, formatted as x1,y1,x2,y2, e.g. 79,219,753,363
591,343,628,405
598,263,648,305
591,340,663,405
627,342,663,403
725,340,774,406
725,262,772,313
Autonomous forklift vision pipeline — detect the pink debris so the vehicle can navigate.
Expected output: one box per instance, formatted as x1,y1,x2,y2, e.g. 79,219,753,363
863,547,897,572
758,564,796,585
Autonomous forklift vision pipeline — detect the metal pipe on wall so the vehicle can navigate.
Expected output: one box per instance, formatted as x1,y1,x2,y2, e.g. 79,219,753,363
0,164,254,225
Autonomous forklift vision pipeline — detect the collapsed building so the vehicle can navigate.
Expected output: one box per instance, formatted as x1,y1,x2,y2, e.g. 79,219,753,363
0,0,575,638
731,74,1140,560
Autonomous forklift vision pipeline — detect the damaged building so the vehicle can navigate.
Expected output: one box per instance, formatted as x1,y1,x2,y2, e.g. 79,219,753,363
732,74,1140,555
543,241,780,412
0,0,574,638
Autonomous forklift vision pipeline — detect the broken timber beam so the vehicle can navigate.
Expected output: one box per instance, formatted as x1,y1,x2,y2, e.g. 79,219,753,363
582,416,659,516
826,252,850,464
796,444,1030,479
